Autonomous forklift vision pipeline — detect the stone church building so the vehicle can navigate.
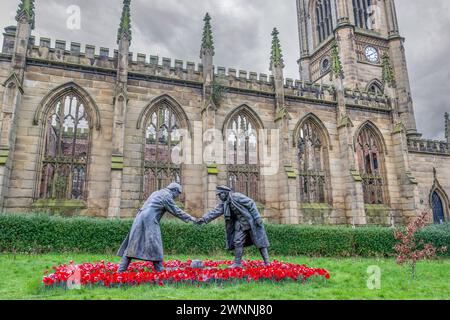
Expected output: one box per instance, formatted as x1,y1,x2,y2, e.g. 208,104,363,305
0,0,449,225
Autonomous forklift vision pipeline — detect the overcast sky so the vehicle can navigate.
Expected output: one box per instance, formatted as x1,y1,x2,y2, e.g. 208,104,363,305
1,0,449,139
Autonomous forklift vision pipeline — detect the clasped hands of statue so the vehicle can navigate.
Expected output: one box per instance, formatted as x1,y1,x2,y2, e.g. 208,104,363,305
189,216,264,227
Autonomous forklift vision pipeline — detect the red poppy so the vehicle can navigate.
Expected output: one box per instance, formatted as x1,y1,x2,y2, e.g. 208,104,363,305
42,260,330,288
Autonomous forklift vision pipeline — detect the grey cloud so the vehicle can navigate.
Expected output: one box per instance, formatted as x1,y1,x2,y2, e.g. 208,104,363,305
395,0,450,140
0,0,448,139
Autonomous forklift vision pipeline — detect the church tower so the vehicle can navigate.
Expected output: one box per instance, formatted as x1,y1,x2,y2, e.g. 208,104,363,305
297,0,419,136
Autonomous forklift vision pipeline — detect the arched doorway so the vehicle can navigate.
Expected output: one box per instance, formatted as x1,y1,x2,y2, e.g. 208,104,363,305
431,192,446,224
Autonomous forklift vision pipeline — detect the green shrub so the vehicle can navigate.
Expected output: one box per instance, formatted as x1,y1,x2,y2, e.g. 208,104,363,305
0,214,448,257
353,227,397,257
266,225,355,257
417,224,450,252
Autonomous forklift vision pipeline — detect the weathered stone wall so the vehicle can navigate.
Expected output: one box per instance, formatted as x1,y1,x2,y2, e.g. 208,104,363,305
350,109,403,225
120,79,204,217
2,48,447,225
3,64,115,217
408,152,450,221
0,0,449,225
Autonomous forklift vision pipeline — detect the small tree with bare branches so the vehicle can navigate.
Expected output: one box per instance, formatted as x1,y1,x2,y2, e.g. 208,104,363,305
394,212,447,278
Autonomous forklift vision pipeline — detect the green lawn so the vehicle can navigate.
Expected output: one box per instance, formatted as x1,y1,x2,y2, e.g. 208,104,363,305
0,253,448,300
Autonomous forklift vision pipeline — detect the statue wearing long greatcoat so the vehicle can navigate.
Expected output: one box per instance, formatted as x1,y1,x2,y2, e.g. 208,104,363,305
198,188,270,267
117,184,195,272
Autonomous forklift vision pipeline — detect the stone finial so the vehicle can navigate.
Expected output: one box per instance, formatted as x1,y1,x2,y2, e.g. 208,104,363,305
330,41,343,80
270,28,284,69
382,52,396,88
16,0,35,29
200,13,214,58
445,112,449,142
117,0,132,44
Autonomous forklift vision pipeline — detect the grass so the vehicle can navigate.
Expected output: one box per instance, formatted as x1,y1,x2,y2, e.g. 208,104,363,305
0,253,448,300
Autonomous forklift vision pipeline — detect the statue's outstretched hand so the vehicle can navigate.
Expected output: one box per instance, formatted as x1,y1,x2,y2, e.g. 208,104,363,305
187,216,197,224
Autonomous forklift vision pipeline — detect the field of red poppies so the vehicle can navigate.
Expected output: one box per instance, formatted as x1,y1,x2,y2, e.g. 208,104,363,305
43,260,330,288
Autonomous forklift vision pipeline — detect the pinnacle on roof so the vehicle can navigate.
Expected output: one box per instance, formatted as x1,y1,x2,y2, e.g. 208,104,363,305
16,0,35,29
200,13,215,57
270,28,284,68
117,0,132,44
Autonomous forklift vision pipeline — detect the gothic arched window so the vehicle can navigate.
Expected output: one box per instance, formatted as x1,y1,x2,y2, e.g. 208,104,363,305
353,0,374,29
143,102,182,199
356,124,385,204
297,119,328,203
431,191,446,224
39,93,90,200
226,108,260,201
316,0,334,44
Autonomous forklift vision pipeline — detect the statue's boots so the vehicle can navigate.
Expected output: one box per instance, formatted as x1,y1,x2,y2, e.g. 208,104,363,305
230,246,244,268
153,261,164,273
118,256,132,273
260,247,271,266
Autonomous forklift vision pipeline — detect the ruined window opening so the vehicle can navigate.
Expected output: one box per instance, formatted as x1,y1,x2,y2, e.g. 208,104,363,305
316,0,334,44
143,103,182,200
353,0,374,30
297,120,327,203
226,111,260,202
39,94,90,200
356,125,385,204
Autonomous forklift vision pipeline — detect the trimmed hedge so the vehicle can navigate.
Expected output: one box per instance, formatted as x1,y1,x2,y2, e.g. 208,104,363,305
0,214,449,257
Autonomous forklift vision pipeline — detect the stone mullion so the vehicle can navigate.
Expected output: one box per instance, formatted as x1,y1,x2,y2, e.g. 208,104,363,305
317,5,323,42
307,174,313,203
51,163,58,199
359,0,366,28
355,4,360,28
362,0,369,29
67,99,81,200
356,1,362,28
56,98,64,159
326,1,333,36
56,101,65,199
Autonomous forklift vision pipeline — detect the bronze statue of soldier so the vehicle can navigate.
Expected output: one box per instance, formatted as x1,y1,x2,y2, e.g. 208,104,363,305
117,183,196,273
196,186,271,268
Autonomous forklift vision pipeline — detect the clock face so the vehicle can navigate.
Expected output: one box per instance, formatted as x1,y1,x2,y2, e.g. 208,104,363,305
365,46,379,63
